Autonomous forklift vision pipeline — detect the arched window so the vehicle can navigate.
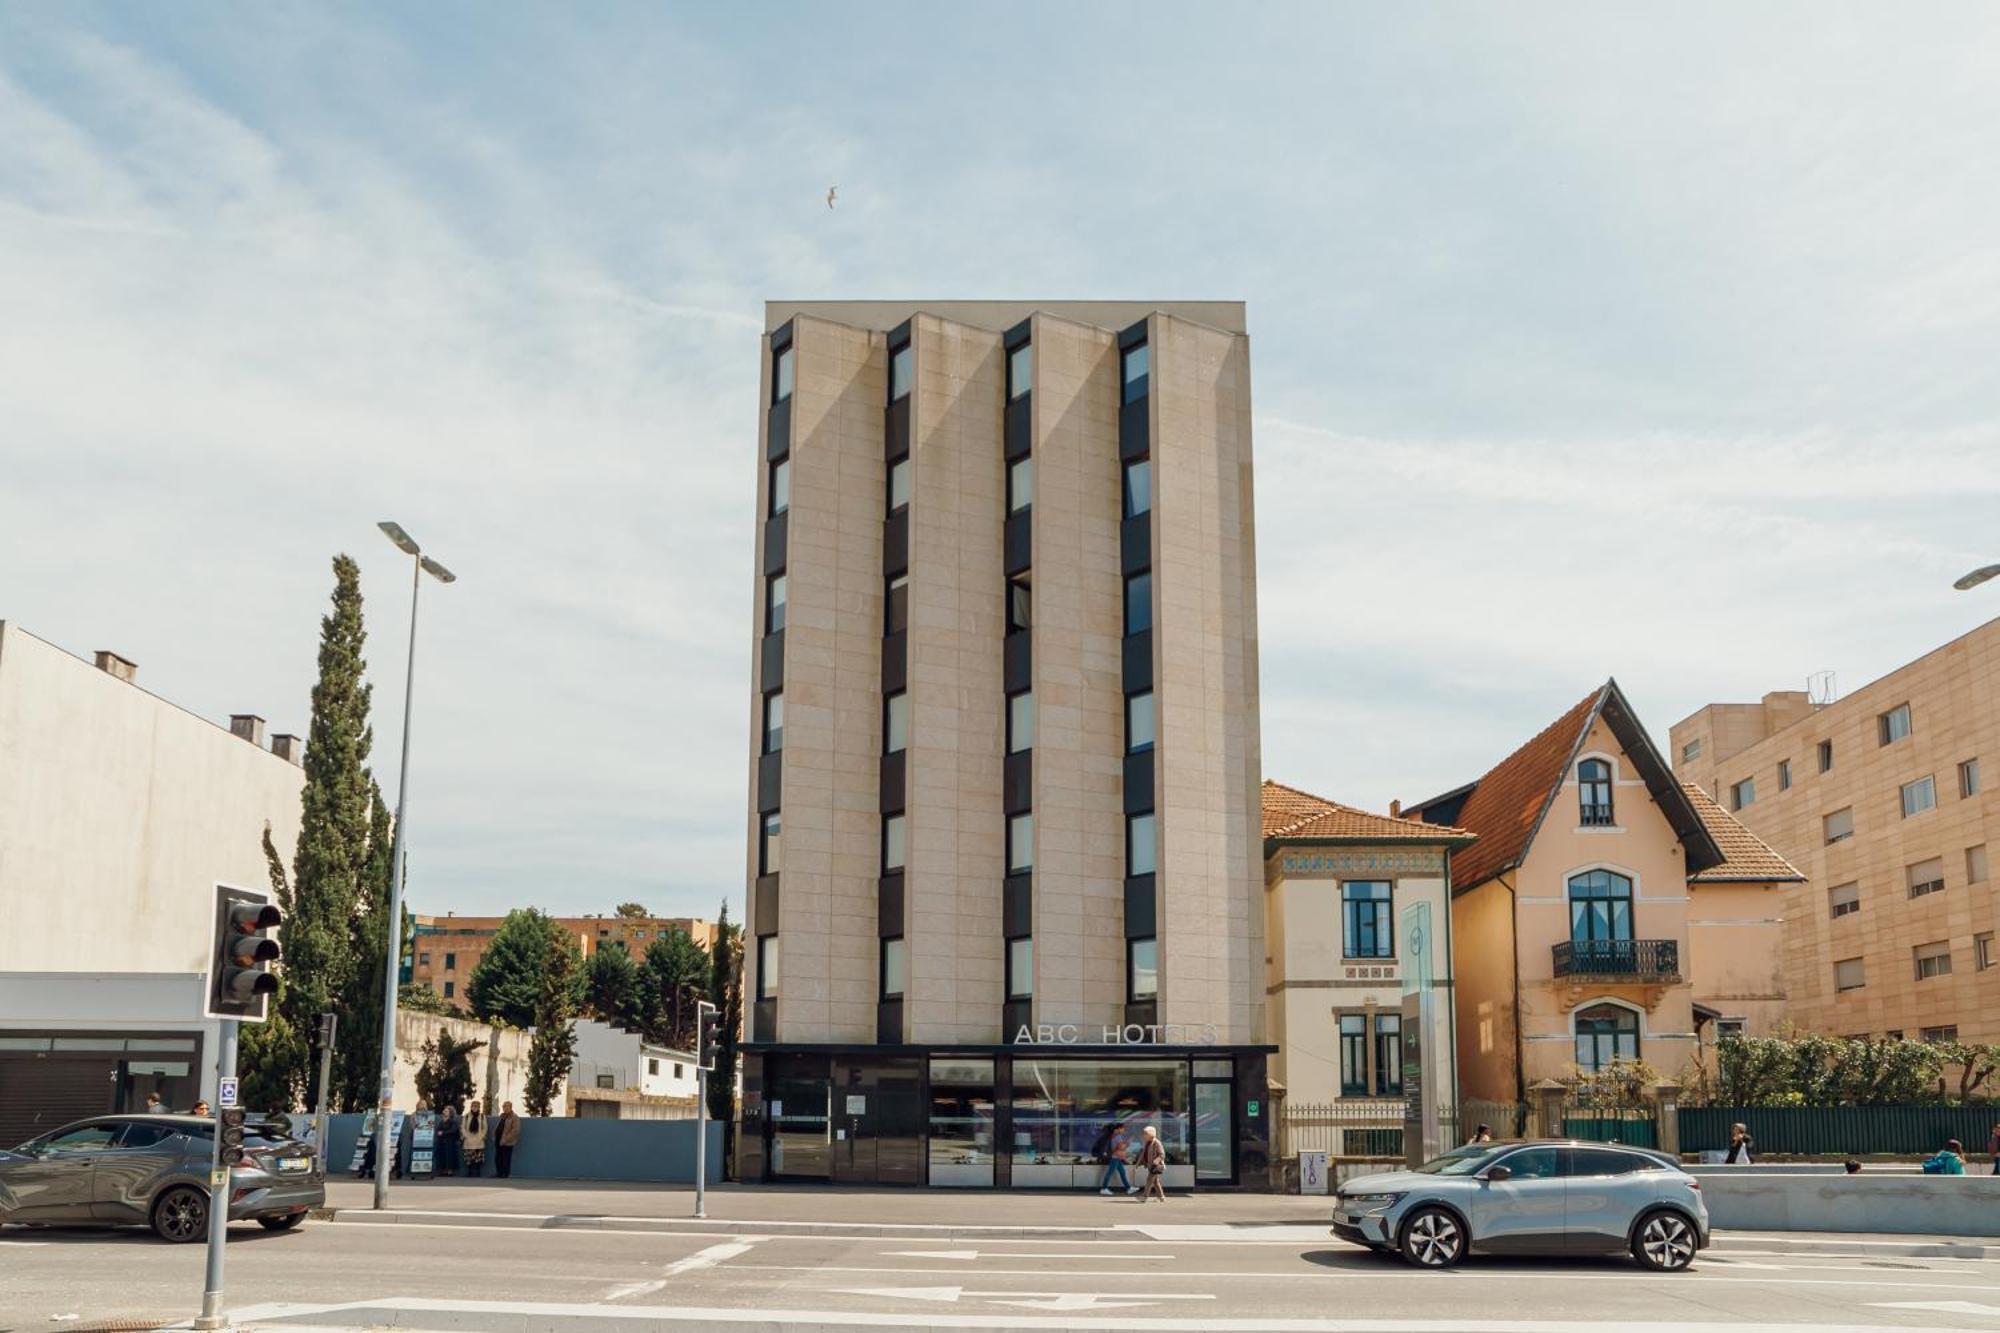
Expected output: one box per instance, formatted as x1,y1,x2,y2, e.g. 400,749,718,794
1575,1003,1640,1071
1578,758,1613,826
1568,869,1634,944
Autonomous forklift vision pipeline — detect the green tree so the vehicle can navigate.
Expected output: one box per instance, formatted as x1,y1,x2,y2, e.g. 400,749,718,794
523,931,583,1117
643,927,711,1050
469,909,583,1029
704,901,744,1133
399,982,457,1016
585,943,647,1030
414,1030,486,1110
614,902,649,919
334,785,398,1110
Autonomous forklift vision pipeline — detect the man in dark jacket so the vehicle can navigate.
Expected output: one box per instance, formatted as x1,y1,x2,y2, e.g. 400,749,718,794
495,1101,522,1178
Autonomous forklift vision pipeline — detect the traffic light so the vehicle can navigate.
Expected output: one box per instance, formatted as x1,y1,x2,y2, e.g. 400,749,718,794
219,1108,248,1165
696,1000,721,1072
207,883,281,1021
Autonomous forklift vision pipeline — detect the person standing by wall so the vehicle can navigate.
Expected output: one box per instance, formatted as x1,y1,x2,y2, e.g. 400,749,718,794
494,1101,521,1179
462,1104,486,1178
1138,1125,1168,1202
1725,1123,1755,1164
436,1102,461,1177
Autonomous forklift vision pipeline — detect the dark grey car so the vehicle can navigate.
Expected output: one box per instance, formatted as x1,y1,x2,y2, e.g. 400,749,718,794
0,1114,323,1242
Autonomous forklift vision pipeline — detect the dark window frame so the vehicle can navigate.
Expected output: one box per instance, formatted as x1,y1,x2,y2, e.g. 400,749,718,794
1007,454,1034,515
1007,689,1034,755
1567,869,1635,944
1124,570,1153,636
1127,936,1159,1002
766,572,787,635
882,810,907,874
1121,341,1149,403
887,456,911,516
1007,341,1032,401
1574,1003,1641,1072
770,457,791,516
1578,758,1614,825
1341,880,1394,960
1122,457,1152,518
889,342,913,403
884,691,908,755
886,573,909,636
1006,935,1033,999
763,691,784,755
1127,811,1156,878
772,343,795,405
1007,576,1032,634
757,934,779,999
759,810,782,876
1126,690,1155,754
880,936,907,1000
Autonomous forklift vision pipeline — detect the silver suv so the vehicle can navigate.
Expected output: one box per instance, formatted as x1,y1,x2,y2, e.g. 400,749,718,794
1332,1140,1708,1270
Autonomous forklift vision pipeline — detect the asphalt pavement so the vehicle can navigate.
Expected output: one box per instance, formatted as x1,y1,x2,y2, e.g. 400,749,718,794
6,1192,2000,1333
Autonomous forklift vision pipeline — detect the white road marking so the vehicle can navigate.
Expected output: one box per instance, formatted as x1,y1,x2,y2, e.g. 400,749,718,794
884,1248,1176,1260
840,1284,1214,1311
604,1238,763,1301
1138,1223,1334,1242
1872,1301,2000,1318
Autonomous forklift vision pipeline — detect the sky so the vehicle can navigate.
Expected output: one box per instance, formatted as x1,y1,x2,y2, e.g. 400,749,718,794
4,3,1997,922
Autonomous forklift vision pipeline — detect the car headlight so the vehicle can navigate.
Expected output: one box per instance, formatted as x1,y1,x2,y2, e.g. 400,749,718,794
1340,1192,1405,1211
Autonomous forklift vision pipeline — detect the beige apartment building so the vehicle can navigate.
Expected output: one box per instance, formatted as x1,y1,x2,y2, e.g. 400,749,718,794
1405,681,1801,1105
739,301,1269,1188
1672,616,1999,1044
407,912,718,1005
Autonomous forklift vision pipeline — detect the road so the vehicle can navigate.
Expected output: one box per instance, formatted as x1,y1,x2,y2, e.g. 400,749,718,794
6,1216,2000,1331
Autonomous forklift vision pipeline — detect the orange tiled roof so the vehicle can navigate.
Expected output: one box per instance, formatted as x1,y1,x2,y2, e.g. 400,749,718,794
1681,782,1807,883
1411,686,1606,892
1262,779,1474,843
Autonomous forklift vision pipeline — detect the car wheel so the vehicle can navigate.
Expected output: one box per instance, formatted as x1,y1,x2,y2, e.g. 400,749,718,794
1633,1210,1698,1271
151,1186,208,1243
256,1213,306,1232
1399,1206,1466,1269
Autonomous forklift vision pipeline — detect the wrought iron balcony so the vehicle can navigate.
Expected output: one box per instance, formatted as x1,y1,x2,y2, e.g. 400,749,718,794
1553,938,1680,981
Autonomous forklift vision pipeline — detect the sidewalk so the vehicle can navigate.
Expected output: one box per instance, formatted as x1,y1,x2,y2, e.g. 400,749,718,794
317,1178,1996,1256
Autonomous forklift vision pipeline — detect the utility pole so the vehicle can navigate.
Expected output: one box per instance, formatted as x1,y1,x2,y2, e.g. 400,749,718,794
193,1020,238,1331
314,1012,338,1173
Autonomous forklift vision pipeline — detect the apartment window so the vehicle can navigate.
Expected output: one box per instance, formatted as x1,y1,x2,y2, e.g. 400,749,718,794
1121,342,1149,402
881,937,907,999
1007,936,1033,998
1008,456,1034,514
770,458,790,516
1730,777,1756,812
757,934,779,999
1338,1015,1369,1096
1834,956,1866,992
1128,812,1157,877
673,1063,683,1079
763,691,784,754
1681,738,1702,762
1374,1013,1403,1095
419,952,430,966
888,457,911,514
1568,869,1634,943
766,573,787,634
1007,577,1032,633
1823,806,1854,844
1976,932,1995,971
1818,739,1834,772
1913,940,1953,981
648,1058,659,1076
1007,691,1035,754
443,981,455,999
889,343,912,401
1123,458,1152,518
444,952,456,971
1578,758,1613,825
1900,775,1936,818
759,811,782,875
1715,1018,1746,1040
882,813,907,874
1960,758,1982,798
1885,1030,1904,1041
773,344,795,403
1827,881,1861,919
1007,341,1032,400
1342,881,1393,959
1970,845,1990,885
886,574,909,635
1574,1004,1640,1072
1125,571,1153,635
596,1073,615,1089
1878,703,1912,745
1008,812,1034,873
1921,1025,1959,1044
1778,759,1793,791
885,691,908,754
1126,690,1155,753
1128,937,1159,1002
1906,857,1946,899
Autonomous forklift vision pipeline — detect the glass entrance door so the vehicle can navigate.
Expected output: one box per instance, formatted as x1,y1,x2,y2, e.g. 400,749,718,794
1193,1079,1233,1183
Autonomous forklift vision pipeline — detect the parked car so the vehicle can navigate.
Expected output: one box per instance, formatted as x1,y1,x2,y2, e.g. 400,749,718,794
1331,1140,1708,1271
0,1114,323,1242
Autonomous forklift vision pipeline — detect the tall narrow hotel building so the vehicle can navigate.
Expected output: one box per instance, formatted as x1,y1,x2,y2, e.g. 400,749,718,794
739,302,1269,1189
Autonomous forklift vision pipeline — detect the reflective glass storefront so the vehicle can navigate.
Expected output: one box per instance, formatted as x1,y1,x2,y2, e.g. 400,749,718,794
1009,1057,1187,1187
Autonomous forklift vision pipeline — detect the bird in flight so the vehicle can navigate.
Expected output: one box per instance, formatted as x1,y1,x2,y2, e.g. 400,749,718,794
827,186,838,209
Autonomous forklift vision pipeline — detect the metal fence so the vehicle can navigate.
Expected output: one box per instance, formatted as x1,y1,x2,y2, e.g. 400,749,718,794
1682,1106,2000,1156
1280,1098,1533,1164
1563,1110,1658,1148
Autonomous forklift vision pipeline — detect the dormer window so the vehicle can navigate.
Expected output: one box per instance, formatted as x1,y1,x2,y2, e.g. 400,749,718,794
1578,758,1613,826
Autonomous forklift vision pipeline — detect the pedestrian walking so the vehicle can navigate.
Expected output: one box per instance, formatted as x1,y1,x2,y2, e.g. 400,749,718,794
144,1092,166,1113
1469,1123,1493,1145
1922,1138,1967,1175
190,1100,211,1118
495,1101,521,1179
437,1102,461,1177
1988,1122,1999,1176
1095,1124,1135,1196
463,1104,487,1178
1137,1124,1168,1202
1724,1123,1755,1165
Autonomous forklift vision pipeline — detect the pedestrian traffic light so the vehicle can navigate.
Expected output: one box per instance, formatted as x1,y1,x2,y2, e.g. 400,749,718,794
219,1108,248,1165
207,882,282,1022
697,1000,721,1072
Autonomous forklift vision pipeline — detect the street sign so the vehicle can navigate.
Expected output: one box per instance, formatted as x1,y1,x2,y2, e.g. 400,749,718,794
218,1078,239,1109
209,1168,228,1188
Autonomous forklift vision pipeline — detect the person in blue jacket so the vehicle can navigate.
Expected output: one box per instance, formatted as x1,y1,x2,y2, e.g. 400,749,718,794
1921,1138,1966,1175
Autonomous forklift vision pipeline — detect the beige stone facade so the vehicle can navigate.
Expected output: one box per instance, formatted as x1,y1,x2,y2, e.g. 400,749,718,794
1672,616,2000,1044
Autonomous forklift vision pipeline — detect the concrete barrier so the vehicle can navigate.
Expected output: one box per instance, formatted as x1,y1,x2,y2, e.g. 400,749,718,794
1695,1169,2000,1235
318,1113,723,1184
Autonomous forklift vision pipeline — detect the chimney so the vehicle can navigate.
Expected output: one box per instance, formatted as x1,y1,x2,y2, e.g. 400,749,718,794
270,733,303,764
1389,799,1402,818
94,651,138,684
229,714,266,746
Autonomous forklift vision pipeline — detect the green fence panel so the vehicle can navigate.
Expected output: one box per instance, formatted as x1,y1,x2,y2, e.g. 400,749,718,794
1563,1116,1658,1148
1683,1106,2000,1156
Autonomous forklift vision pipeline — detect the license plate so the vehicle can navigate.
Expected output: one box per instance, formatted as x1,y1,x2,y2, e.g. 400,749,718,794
279,1157,311,1173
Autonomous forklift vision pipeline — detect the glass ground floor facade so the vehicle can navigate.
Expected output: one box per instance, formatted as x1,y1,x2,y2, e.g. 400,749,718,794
736,1044,1275,1190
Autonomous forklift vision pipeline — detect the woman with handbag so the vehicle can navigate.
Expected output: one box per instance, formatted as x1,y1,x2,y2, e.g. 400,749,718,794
1137,1125,1169,1202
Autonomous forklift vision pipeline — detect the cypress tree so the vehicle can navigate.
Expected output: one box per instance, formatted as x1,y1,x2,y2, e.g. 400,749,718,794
705,901,743,1130
523,925,584,1117
335,784,396,1109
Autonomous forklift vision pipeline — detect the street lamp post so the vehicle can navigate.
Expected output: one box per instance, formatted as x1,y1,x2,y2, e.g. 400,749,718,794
1954,563,2000,592
372,521,456,1211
